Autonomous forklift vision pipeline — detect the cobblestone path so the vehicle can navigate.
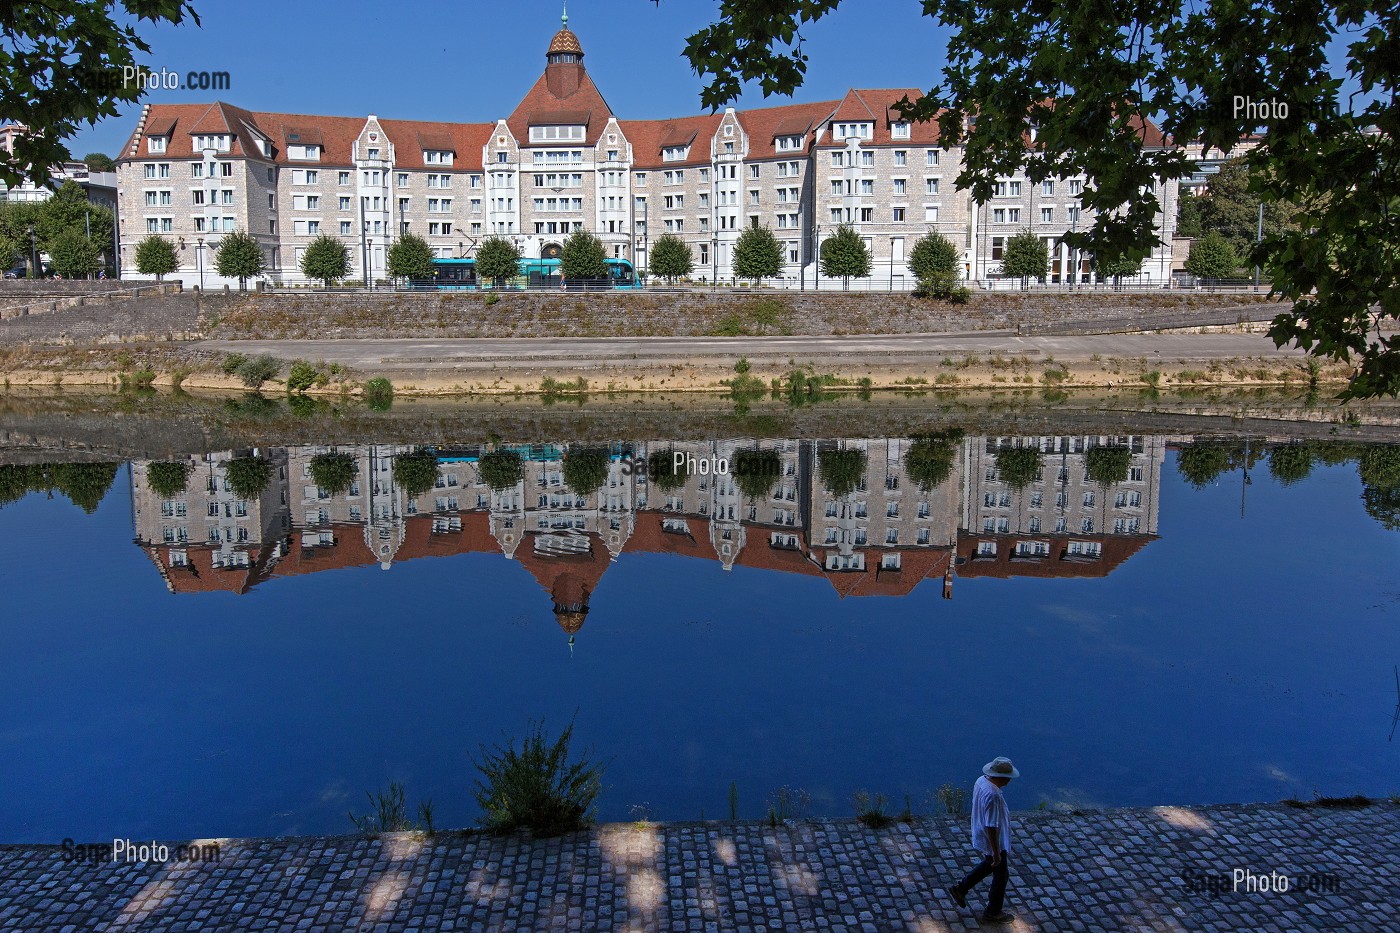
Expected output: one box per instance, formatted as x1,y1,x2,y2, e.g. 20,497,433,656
1,802,1395,932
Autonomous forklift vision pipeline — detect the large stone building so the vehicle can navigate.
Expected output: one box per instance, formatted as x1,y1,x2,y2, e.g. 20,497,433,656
113,14,1178,287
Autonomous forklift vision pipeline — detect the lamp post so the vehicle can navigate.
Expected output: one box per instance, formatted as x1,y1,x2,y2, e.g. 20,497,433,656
27,224,37,278
197,237,205,289
1253,202,1263,291
889,236,895,292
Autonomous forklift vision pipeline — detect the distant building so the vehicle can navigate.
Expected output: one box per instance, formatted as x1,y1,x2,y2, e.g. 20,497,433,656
0,123,118,209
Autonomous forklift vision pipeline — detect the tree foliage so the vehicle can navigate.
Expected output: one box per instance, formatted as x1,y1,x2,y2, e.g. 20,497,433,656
385,232,435,281
393,451,440,499
649,233,694,282
478,448,525,491
145,460,192,499
909,232,960,285
819,224,871,284
817,447,868,499
0,1,199,187
733,223,783,284
309,452,356,495
1176,444,1233,489
300,234,350,286
1085,445,1133,487
678,0,1400,397
36,180,112,256
134,234,178,281
904,433,960,493
1178,159,1296,258
475,235,522,285
646,448,690,492
213,229,265,289
732,447,781,501
562,445,610,495
83,152,115,172
1184,231,1239,279
559,230,608,280
47,229,99,278
48,462,119,513
224,457,273,501
1267,443,1315,486
994,445,1044,490
235,354,280,388
1001,230,1048,284
472,718,604,836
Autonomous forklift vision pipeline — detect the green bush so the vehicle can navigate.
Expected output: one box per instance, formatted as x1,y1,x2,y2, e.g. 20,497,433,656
236,354,280,389
393,450,440,498
478,448,524,491
224,456,273,500
364,377,394,411
221,353,248,376
286,360,319,393
472,718,605,836
733,448,782,501
1085,445,1133,487
905,433,960,492
562,446,609,495
817,447,868,498
995,445,1045,489
309,452,356,495
647,448,689,492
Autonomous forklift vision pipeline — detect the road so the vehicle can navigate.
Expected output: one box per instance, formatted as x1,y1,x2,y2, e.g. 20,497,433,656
197,331,1297,371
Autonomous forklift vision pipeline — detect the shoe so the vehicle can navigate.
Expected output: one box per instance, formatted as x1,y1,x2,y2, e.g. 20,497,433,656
947,886,967,908
981,912,1016,924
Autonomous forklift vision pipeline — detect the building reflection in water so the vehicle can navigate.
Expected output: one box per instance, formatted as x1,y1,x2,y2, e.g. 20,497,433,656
129,435,1166,632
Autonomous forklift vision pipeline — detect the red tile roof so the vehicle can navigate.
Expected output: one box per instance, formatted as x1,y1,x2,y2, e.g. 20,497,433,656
738,100,841,160
145,541,279,595
624,512,720,562
820,547,953,598
954,532,1155,580
506,64,613,147
619,113,724,169
816,89,943,148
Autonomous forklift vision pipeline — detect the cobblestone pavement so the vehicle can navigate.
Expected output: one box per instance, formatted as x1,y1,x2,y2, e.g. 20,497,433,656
1,803,1396,932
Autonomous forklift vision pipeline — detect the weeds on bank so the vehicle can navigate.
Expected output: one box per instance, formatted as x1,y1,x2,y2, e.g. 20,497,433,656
936,783,969,816
349,781,436,835
1282,792,1372,810
473,717,607,836
854,791,896,830
766,786,812,826
363,377,394,411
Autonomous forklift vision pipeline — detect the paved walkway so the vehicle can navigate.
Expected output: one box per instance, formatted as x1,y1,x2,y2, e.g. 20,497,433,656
2,802,1395,931
193,332,1301,373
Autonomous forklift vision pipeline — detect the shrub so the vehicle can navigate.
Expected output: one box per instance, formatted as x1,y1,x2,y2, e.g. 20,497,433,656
995,444,1044,489
1085,445,1133,487
475,235,523,285
364,377,394,411
905,433,960,492
909,231,960,283
146,461,192,499
649,232,694,282
300,234,351,286
559,229,608,280
213,229,266,289
348,781,434,835
484,292,500,307
733,223,784,284
286,360,319,393
478,448,525,491
472,718,605,836
647,448,689,492
385,232,435,281
853,791,895,830
309,452,356,495
134,234,179,282
732,448,781,501
220,353,248,376
1184,231,1239,279
820,224,872,285
817,447,868,498
224,456,273,500
236,354,280,389
1001,229,1049,284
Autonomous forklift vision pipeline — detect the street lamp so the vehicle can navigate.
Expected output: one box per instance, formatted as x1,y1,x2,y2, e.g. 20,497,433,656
889,236,895,292
27,224,37,278
197,237,205,289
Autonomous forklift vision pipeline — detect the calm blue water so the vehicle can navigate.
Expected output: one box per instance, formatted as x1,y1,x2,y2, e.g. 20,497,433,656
1,436,1397,843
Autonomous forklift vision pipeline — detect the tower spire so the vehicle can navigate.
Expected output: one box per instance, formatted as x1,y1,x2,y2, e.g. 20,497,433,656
562,1,568,27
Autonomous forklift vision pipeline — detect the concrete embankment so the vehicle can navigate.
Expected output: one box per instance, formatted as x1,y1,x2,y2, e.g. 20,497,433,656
2,800,1394,931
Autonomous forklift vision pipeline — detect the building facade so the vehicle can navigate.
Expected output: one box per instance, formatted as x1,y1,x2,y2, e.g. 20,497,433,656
114,15,1179,287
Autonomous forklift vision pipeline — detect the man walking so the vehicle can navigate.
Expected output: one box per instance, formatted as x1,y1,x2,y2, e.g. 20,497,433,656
947,756,1019,924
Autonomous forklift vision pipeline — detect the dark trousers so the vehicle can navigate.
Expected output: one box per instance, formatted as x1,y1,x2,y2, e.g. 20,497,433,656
956,852,1009,917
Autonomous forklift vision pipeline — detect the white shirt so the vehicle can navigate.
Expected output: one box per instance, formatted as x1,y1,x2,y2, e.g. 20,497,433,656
970,775,1011,854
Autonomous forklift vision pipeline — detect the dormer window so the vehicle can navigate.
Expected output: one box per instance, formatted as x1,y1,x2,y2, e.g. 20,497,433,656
147,136,167,154
834,123,874,141
528,126,585,143
193,134,231,152
289,144,321,160
661,145,689,162
424,149,454,164
891,122,911,139
775,135,803,152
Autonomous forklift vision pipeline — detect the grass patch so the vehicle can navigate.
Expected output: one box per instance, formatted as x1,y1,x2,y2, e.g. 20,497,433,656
349,781,436,835
854,791,896,830
1283,793,1371,809
473,718,606,836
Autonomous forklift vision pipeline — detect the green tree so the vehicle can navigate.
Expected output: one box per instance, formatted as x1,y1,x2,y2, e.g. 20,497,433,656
475,236,522,286
1176,444,1233,490
733,223,783,284
648,233,694,283
1096,255,1141,284
1358,444,1400,531
0,1,199,188
908,232,960,286
0,201,40,272
309,452,356,495
393,451,440,498
679,1,1400,397
819,224,871,288
1184,231,1239,280
1185,159,1296,259
646,448,690,492
83,152,115,172
1085,445,1133,487
213,229,265,290
478,448,524,491
559,230,608,281
50,462,119,513
37,180,112,257
904,433,961,493
1268,443,1315,486
817,447,868,499
300,234,350,286
224,457,272,501
732,448,781,501
145,461,192,499
1001,230,1048,287
385,232,435,281
0,230,22,271
562,446,609,495
994,445,1044,490
134,234,179,281
235,354,280,389
47,229,99,278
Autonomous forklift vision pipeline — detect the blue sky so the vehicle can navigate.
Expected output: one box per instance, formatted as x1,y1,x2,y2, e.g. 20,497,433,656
70,0,952,159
